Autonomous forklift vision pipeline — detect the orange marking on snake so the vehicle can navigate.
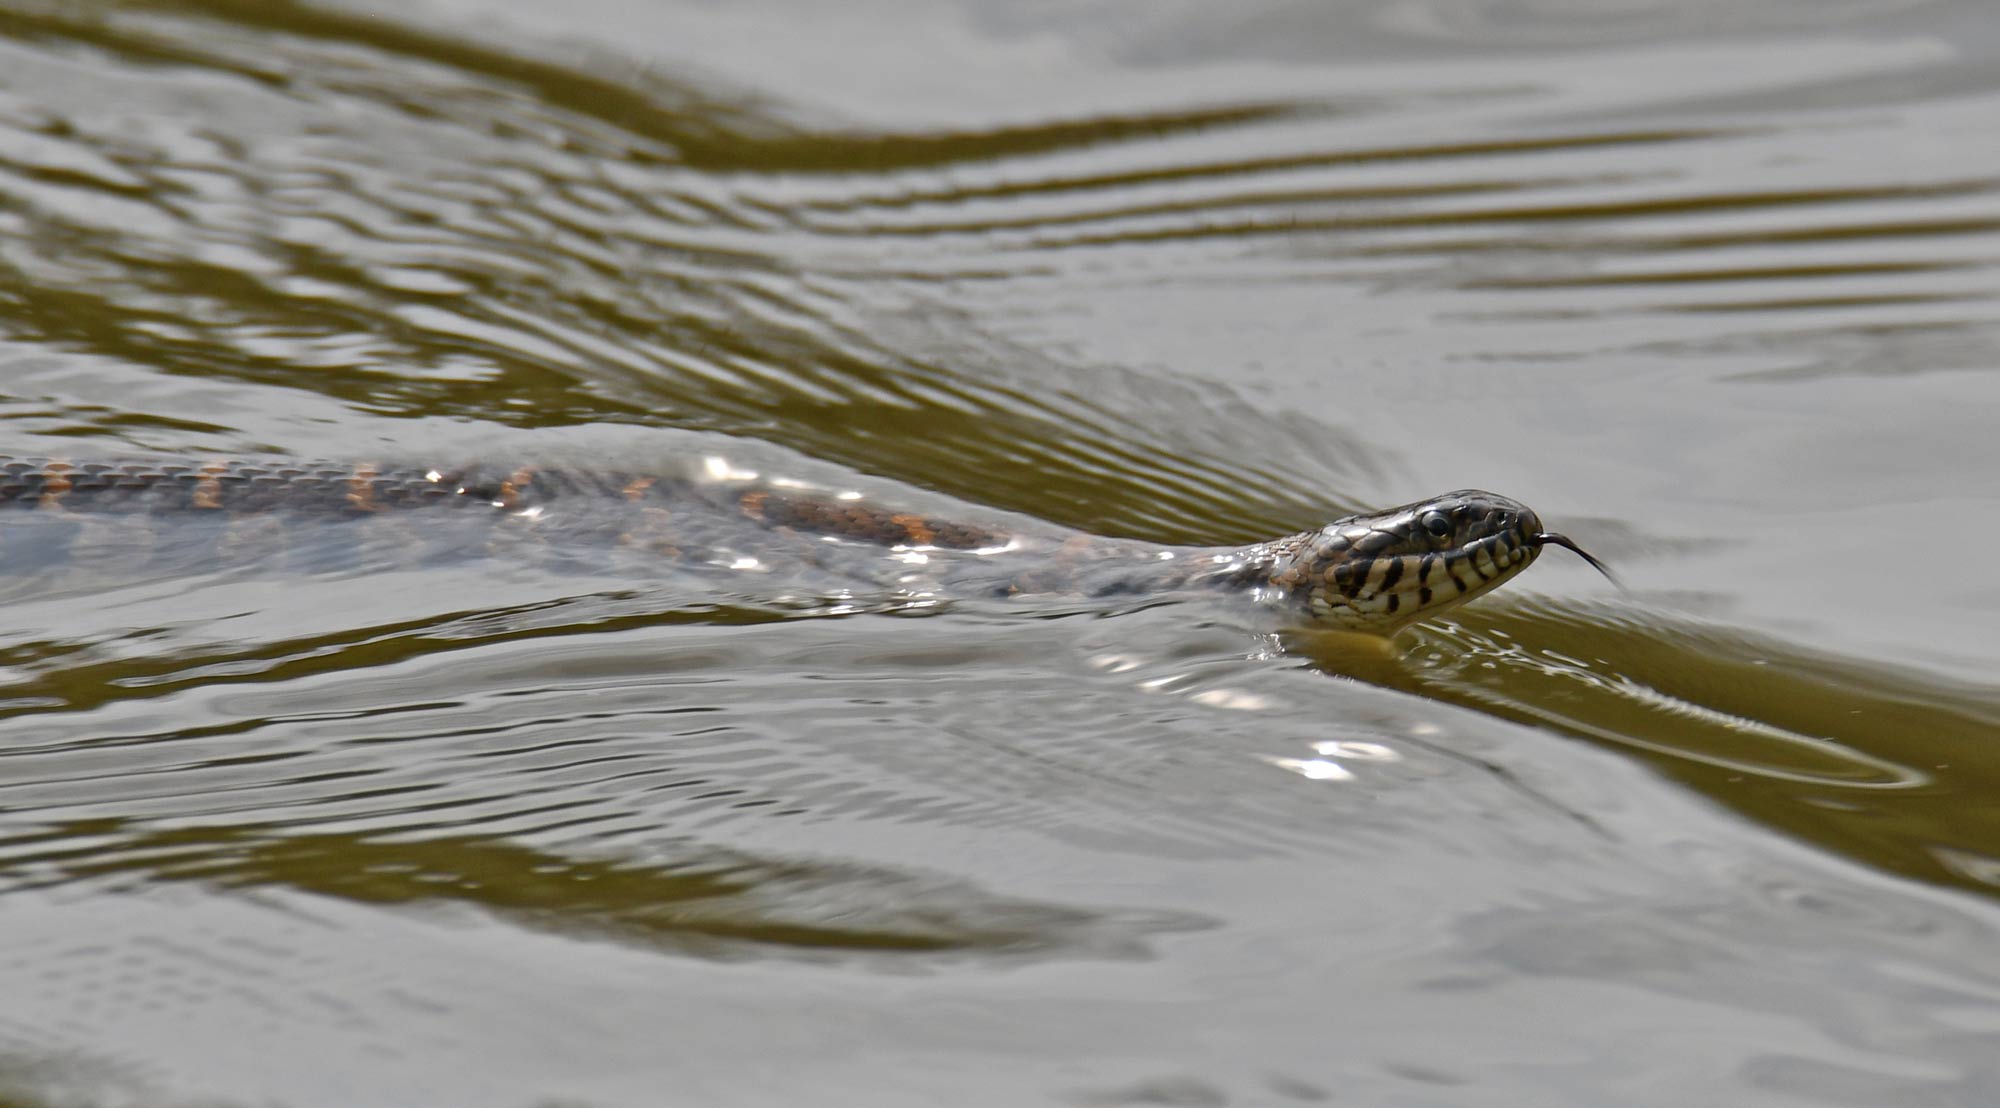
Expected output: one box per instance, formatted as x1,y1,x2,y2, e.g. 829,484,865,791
38,460,71,510
192,460,227,510
622,476,655,501
739,490,769,521
495,466,535,510
890,513,935,546
347,463,379,512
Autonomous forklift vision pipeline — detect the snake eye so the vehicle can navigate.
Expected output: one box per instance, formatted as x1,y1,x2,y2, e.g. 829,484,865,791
1420,510,1451,538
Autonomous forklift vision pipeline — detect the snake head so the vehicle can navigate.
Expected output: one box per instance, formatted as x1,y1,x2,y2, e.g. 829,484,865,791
1282,489,1606,633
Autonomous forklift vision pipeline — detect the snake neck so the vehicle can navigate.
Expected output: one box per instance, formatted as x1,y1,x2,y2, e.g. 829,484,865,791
1154,533,1314,597
1008,531,1318,602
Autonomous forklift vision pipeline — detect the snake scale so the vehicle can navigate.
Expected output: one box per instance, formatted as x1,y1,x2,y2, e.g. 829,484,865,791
0,457,1608,632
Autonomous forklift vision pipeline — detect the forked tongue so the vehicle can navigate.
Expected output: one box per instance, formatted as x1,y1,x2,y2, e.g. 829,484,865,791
1531,532,1623,590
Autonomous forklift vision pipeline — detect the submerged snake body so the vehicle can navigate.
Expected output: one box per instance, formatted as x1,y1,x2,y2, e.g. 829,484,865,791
0,457,1562,632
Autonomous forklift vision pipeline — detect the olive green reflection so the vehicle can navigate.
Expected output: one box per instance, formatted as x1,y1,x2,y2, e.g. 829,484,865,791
1298,600,2000,898
6,820,1194,959
0,0,1369,544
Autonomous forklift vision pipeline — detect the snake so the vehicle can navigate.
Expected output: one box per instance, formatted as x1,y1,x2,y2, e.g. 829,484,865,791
0,457,1611,633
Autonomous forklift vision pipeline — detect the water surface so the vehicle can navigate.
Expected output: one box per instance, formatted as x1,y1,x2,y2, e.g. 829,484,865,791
0,1,1997,1105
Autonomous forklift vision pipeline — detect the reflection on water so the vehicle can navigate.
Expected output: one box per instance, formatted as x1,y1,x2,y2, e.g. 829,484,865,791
3,820,1208,959
0,0,1998,1104
1389,600,2000,887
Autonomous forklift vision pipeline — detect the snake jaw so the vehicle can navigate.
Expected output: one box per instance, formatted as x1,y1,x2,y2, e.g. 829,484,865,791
1279,489,1562,634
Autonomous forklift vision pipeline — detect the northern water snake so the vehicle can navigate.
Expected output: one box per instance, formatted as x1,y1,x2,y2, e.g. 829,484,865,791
0,457,1608,632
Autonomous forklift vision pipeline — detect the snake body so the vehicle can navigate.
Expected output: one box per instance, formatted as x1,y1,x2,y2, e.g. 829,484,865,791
0,457,1580,632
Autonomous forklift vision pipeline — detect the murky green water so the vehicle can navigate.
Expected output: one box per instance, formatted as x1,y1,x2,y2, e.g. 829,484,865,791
0,1,1997,1105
